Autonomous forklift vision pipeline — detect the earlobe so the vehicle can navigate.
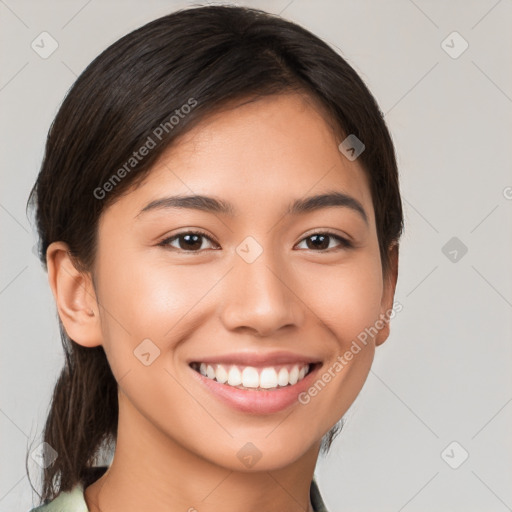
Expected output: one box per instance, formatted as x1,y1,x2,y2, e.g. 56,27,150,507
375,243,399,347
46,241,103,348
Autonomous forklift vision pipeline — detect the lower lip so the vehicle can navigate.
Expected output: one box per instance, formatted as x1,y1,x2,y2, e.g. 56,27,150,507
189,363,321,414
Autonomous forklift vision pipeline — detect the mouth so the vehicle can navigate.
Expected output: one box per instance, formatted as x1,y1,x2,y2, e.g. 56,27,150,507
189,361,320,391
187,351,324,414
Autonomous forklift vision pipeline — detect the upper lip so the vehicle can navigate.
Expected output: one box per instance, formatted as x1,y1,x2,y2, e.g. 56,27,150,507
188,350,322,367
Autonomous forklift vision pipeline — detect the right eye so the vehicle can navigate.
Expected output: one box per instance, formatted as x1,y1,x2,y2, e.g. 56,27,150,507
157,230,219,253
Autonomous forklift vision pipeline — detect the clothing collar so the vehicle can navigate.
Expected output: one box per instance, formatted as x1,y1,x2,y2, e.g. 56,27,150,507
31,466,329,512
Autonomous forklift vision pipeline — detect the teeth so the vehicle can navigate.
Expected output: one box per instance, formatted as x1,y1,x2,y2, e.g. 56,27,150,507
193,362,311,390
215,364,228,384
242,367,259,388
289,365,299,385
227,366,242,386
206,364,216,380
277,367,289,387
259,367,277,388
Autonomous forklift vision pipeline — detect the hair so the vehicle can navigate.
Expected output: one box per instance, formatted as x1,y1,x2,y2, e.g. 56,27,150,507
26,4,403,504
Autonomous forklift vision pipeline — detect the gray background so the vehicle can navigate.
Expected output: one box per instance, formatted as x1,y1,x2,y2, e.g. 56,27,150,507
1,1,511,511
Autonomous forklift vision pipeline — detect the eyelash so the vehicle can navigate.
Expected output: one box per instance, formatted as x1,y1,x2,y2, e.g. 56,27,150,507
157,229,353,253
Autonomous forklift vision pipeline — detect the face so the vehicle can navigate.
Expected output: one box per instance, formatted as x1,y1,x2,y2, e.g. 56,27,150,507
86,93,396,471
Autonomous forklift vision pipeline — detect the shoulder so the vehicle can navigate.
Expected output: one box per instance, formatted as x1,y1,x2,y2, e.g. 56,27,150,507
310,477,329,512
28,465,109,512
28,483,89,512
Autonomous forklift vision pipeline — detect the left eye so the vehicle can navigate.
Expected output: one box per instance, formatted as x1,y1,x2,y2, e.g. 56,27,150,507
159,231,352,253
295,232,352,251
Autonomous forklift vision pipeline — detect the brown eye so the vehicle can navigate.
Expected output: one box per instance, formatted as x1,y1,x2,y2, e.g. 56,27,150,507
297,232,352,251
158,231,218,252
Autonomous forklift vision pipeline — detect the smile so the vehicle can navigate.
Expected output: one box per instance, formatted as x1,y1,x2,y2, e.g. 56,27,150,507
190,362,312,390
187,353,323,414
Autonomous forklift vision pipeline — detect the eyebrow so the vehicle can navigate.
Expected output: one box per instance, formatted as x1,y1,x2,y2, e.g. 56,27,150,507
136,191,368,225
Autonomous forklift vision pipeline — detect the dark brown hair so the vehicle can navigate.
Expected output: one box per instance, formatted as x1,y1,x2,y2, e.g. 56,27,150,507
26,4,403,504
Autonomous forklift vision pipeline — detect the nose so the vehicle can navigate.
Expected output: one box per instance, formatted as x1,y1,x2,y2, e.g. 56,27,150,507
219,252,304,337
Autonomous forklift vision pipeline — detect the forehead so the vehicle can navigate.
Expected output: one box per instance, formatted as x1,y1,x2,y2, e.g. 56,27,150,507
107,93,374,223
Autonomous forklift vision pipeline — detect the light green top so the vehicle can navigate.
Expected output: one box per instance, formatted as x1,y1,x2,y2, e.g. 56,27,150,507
30,483,88,512
29,467,329,512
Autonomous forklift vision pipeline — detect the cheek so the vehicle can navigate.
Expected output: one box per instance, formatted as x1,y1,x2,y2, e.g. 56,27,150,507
91,257,239,454
306,253,384,347
93,260,207,411
96,256,221,356
293,255,383,431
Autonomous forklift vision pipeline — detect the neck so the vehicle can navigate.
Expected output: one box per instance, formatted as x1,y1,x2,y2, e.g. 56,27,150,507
84,392,320,512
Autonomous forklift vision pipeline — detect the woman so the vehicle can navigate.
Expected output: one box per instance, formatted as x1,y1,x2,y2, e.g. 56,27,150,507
27,5,403,511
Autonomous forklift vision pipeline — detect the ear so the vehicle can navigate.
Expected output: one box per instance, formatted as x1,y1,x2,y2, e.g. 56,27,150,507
46,241,103,348
375,243,399,347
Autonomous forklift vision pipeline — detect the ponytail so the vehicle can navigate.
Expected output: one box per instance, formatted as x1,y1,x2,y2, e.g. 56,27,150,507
29,323,117,503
